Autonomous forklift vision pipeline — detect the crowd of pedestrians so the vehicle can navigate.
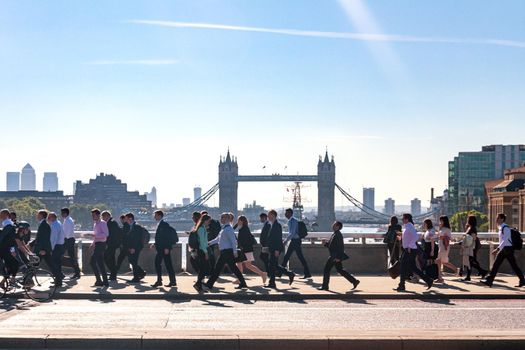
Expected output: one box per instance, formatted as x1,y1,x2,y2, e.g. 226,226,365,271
0,205,524,293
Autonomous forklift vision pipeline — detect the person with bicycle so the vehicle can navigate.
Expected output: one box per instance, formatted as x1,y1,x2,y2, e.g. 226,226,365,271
0,209,19,282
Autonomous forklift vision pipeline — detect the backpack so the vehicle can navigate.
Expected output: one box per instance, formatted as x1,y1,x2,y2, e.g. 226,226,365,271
298,221,308,239
141,226,151,245
167,224,179,245
506,225,523,251
188,231,200,250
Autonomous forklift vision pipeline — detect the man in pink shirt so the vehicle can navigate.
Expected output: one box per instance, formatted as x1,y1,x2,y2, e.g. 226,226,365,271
91,208,109,287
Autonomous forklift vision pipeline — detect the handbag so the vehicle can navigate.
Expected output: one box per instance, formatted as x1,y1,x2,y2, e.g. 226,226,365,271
387,240,401,279
423,259,439,280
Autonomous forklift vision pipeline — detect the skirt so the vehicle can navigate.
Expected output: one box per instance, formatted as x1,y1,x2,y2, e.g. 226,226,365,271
437,248,449,263
244,252,255,262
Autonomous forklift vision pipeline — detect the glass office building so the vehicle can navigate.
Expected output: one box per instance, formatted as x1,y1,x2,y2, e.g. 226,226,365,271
448,145,525,215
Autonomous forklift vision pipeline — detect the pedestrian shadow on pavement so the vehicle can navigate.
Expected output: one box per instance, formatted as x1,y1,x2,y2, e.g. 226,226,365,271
432,283,470,292
342,298,374,305
418,297,455,305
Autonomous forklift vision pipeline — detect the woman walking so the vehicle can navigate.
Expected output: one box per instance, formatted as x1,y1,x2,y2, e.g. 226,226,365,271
461,216,487,281
422,219,439,260
192,214,210,292
436,216,457,283
383,216,402,265
235,216,267,284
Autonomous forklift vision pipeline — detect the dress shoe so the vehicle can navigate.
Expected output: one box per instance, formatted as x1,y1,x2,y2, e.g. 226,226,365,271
318,286,329,291
71,273,81,280
151,280,163,288
300,275,312,279
265,283,277,289
352,280,361,290
481,280,493,287
193,283,203,292
426,279,433,290
516,280,525,288
235,284,248,290
395,286,406,292
128,278,141,284
288,273,295,285
93,281,104,287
165,281,177,287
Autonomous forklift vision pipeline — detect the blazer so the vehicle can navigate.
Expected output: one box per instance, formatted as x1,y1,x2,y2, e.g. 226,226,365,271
127,222,145,251
154,220,172,250
237,226,255,253
268,220,284,253
106,218,123,248
0,224,17,256
259,221,271,248
325,230,348,261
34,220,52,253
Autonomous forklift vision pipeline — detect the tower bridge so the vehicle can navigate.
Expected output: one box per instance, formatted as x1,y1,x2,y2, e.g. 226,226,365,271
218,150,335,231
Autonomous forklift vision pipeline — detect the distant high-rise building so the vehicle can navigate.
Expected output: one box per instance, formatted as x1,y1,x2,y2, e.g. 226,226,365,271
20,163,36,190
384,198,395,216
43,172,58,192
448,145,525,215
6,172,20,191
146,187,157,208
411,198,422,216
193,186,202,201
362,188,375,211
182,197,191,206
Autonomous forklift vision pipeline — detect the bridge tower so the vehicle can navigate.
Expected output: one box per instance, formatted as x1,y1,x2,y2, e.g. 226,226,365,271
317,151,336,231
218,149,238,215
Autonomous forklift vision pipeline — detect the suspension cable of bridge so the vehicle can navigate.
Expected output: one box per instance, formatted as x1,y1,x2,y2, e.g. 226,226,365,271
171,183,220,211
335,183,439,221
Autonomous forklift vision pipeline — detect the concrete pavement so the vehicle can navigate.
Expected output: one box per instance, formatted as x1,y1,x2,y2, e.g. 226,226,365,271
31,273,525,300
0,299,525,349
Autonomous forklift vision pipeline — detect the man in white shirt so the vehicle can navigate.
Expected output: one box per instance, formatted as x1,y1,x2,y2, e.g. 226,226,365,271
482,213,525,288
61,207,80,279
48,212,65,287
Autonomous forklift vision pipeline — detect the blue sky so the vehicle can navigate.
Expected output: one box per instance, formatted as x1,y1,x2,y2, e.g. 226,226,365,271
1,0,524,210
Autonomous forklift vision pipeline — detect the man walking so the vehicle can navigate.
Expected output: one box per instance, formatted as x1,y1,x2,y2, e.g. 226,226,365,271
281,208,311,278
482,213,525,288
115,214,130,273
151,210,176,287
61,208,81,279
259,212,271,273
266,209,295,289
126,213,146,283
102,211,122,281
90,209,109,287
33,210,53,274
204,213,247,290
48,212,65,287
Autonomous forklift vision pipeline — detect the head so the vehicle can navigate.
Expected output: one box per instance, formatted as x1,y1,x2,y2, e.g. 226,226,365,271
284,208,293,219
220,213,230,225
402,213,414,225
423,219,433,231
119,214,126,224
192,211,201,224
496,213,506,226
91,208,101,221
9,211,17,222
228,212,235,223
0,208,10,221
439,215,451,229
237,215,248,228
200,210,209,216
60,207,70,219
125,213,135,224
332,220,343,232
196,214,211,229
17,221,30,236
47,212,57,223
259,212,268,223
268,209,277,223
390,216,398,226
36,209,48,222
154,210,164,222
466,215,477,229
101,210,111,222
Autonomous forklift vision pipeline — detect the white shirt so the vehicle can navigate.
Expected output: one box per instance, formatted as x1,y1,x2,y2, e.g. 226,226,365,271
1,219,13,228
498,224,513,250
424,228,436,243
50,220,65,249
402,223,419,249
62,216,75,239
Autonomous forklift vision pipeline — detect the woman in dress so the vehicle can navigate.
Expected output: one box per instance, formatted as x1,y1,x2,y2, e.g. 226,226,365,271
422,219,439,260
436,216,457,283
235,215,267,284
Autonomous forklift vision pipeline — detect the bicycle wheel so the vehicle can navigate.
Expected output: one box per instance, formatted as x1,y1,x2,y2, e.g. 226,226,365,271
23,268,56,302
0,277,8,299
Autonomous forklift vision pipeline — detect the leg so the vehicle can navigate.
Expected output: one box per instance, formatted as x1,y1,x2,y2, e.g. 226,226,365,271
104,245,117,278
268,253,277,286
65,238,81,276
322,258,334,289
260,252,270,272
294,240,311,276
469,255,487,276
226,252,247,287
90,248,101,282
196,251,207,286
398,250,411,289
96,244,108,283
245,261,265,277
236,262,244,274
334,261,358,285
504,249,525,283
281,241,295,267
154,251,163,282
116,245,128,272
163,250,176,284
206,252,227,288
128,251,139,280
486,250,506,283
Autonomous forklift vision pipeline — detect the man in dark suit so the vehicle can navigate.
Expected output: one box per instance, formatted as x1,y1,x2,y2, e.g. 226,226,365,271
32,210,54,274
151,210,176,287
115,214,130,273
102,211,123,281
259,212,271,273
0,209,19,278
266,209,295,289
203,211,221,273
320,221,360,291
126,213,146,283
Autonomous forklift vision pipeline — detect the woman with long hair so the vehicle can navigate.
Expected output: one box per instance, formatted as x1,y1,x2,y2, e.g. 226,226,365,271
191,214,210,292
383,216,402,265
436,215,457,283
460,215,487,281
235,215,267,284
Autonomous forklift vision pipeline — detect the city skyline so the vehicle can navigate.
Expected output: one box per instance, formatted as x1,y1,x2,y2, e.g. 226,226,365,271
1,1,524,208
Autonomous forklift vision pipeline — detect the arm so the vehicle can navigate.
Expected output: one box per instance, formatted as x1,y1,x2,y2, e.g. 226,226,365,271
208,233,220,246
497,227,508,250
284,219,297,243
